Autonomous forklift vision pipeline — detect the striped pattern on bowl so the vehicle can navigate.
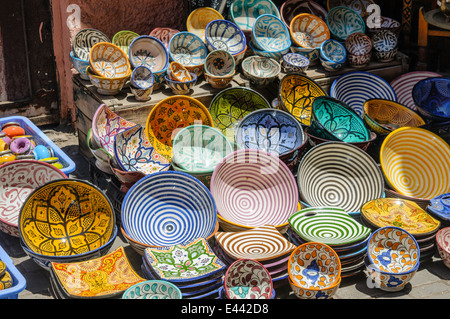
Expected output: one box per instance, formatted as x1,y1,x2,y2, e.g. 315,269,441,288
380,127,450,200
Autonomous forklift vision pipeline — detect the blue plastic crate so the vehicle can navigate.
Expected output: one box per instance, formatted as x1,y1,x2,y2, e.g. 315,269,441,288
0,245,26,299
0,116,76,176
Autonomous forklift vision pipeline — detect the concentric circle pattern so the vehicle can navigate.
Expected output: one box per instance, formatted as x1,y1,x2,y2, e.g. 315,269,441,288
121,171,217,247
380,127,450,200
288,207,372,246
297,142,384,213
210,149,298,229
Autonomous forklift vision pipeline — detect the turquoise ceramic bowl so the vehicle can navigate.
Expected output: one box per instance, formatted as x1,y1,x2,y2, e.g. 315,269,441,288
326,6,365,42
251,14,291,52
320,39,346,63
230,0,281,32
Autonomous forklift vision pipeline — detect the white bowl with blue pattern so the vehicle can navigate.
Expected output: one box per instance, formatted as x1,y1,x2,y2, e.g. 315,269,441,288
251,14,291,52
290,45,320,66
205,19,246,55
319,39,346,71
281,53,310,73
230,0,281,33
129,35,169,71
169,32,208,67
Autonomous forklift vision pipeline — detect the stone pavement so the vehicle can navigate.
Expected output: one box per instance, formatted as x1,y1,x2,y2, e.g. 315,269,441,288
1,125,449,300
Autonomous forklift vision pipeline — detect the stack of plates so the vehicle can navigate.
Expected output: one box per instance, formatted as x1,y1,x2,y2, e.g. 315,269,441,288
141,238,226,299
361,198,441,263
287,207,372,278
213,225,297,287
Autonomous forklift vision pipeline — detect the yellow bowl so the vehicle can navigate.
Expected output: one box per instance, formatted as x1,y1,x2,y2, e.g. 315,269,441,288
186,7,224,41
89,42,131,78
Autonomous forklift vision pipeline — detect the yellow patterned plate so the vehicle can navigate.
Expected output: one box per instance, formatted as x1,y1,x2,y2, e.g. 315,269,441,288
279,73,326,126
0,270,13,290
19,179,115,257
50,246,145,298
145,96,214,160
361,198,441,237
380,127,450,200
187,7,224,41
363,99,426,135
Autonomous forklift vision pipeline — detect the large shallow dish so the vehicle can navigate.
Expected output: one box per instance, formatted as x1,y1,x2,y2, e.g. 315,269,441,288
252,14,291,52
210,149,298,230
326,6,365,42
205,19,246,55
121,171,217,247
412,77,450,122
230,0,281,33
187,7,224,41
281,0,328,28
128,35,169,71
169,32,208,68
290,13,330,49
380,127,450,200
72,28,110,61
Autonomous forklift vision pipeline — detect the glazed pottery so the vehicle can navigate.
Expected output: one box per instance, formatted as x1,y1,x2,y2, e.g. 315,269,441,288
51,246,145,298
278,73,326,126
233,45,248,65
371,30,398,62
152,66,168,90
171,160,214,189
305,127,376,151
280,0,328,28
86,66,130,96
366,16,401,38
390,71,442,111
384,188,430,211
70,51,89,80
89,42,131,79
113,125,170,175
204,71,236,89
169,32,208,68
187,7,224,41
210,149,298,231
205,19,246,55
164,72,198,95
290,45,320,65
436,227,450,268
363,99,426,135
149,27,180,49
86,128,113,174
326,6,365,42
204,50,236,77
281,53,310,73
168,62,192,82
380,127,450,200
224,259,273,299
131,65,154,90
111,30,139,57
428,193,450,223
0,270,13,290
208,87,271,142
330,71,397,118
344,32,372,68
290,13,330,49
297,142,384,214
241,55,281,87
327,0,375,18
248,40,289,62
0,160,67,237
19,179,116,256
319,39,346,71
128,35,169,71
121,171,217,247
412,77,450,122
130,86,152,102
215,225,297,261
122,280,182,299
252,14,291,52
289,207,372,246
310,96,371,143
229,0,281,33
144,238,226,282
72,28,110,61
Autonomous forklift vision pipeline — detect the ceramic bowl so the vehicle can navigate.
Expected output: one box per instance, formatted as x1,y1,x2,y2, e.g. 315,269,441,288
280,0,328,29
172,125,233,173
290,45,320,65
121,171,217,247
89,42,131,79
152,66,168,90
241,55,281,88
86,66,130,96
187,7,224,41
290,13,330,49
327,0,375,18
167,61,192,82
330,71,397,118
130,65,154,90
0,160,67,237
72,28,110,61
363,99,426,135
427,193,450,223
128,35,169,71
366,16,401,38
278,73,326,126
205,50,236,77
122,280,182,299
281,53,310,73
113,124,171,175
149,27,180,49
208,87,272,143
319,39,346,71
111,30,140,58
205,19,246,56
248,40,289,62
210,149,298,231
171,160,213,189
252,14,291,52
371,30,398,62
380,127,450,200
288,242,341,299
412,77,450,122
310,96,371,143
224,259,273,299
305,127,377,151
70,51,89,80
130,85,153,102
204,71,236,89
233,45,248,65
164,72,198,95
86,128,113,175
344,32,372,68
169,32,208,68
229,0,281,33
326,6,366,42
297,142,385,214
145,96,213,160
19,179,116,257
436,227,450,268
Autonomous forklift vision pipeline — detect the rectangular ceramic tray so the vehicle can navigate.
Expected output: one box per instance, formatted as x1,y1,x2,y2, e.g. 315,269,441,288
0,115,76,175
0,244,26,299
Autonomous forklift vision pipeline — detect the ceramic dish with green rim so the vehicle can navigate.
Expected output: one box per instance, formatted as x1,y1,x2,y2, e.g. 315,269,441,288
112,30,140,58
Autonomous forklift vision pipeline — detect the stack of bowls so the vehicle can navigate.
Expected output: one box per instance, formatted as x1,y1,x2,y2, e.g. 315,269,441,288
412,77,450,123
165,61,198,94
288,207,372,278
142,238,226,299
280,0,328,29
344,32,373,68
436,227,450,268
130,65,154,101
241,56,281,88
86,128,114,175
365,16,402,39
427,193,450,226
169,32,208,77
364,226,420,292
288,242,341,299
371,30,398,63
204,49,236,89
319,39,347,72
290,44,320,66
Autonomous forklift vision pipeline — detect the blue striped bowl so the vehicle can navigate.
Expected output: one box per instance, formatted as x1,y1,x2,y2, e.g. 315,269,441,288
121,171,217,247
169,32,208,67
205,19,246,55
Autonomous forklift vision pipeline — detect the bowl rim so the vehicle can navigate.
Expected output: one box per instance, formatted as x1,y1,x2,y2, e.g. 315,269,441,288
320,39,347,63
411,76,450,120
168,61,193,82
128,35,169,70
365,15,401,33
168,31,208,66
252,13,291,52
326,6,366,41
111,30,140,45
122,279,183,299
204,49,236,77
289,12,330,49
86,66,131,81
131,65,155,90
241,55,281,80
305,126,377,146
436,227,450,255
229,0,281,31
204,19,246,56
69,50,88,63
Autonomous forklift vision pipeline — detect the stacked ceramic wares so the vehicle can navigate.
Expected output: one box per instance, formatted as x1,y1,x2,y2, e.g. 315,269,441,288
344,32,372,68
371,30,398,63
187,7,224,42
361,198,441,263
427,193,450,227
214,225,297,287
142,238,226,299
319,39,346,72
280,0,328,29
164,61,198,94
288,207,372,277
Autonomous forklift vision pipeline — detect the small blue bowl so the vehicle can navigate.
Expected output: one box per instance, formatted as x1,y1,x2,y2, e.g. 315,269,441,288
131,65,154,90
70,51,89,80
252,14,291,52
205,19,246,55
33,145,50,160
320,39,347,64
164,72,198,95
281,53,310,73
